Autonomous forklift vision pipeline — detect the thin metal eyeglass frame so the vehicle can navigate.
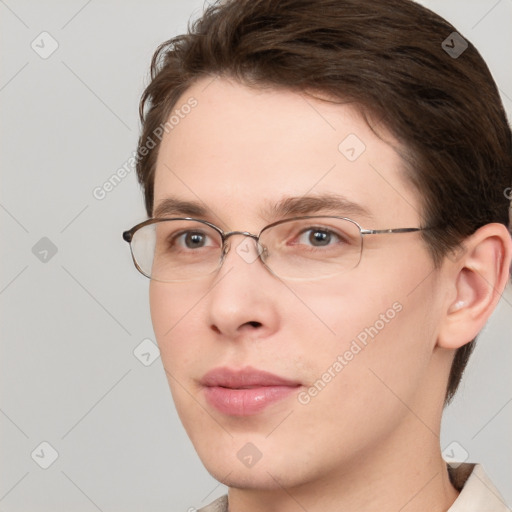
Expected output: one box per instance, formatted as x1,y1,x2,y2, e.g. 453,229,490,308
122,216,430,281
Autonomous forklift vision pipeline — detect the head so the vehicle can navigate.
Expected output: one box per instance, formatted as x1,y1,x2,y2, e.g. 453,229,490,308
130,0,512,492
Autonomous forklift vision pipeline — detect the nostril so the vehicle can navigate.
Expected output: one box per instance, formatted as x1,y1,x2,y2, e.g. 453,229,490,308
246,321,262,328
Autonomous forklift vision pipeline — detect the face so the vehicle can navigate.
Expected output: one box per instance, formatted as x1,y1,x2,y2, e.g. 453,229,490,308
149,77,448,490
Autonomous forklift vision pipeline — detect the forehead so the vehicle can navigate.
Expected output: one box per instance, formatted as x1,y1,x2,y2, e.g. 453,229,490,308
153,76,421,227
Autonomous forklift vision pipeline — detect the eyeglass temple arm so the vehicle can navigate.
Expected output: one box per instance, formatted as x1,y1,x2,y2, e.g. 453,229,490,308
360,227,424,235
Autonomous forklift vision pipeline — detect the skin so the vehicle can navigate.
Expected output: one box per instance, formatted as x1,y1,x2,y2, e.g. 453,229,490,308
148,76,511,511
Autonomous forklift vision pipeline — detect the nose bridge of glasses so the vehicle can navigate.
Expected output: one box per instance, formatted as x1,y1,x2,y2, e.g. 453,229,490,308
223,230,259,243
223,231,265,263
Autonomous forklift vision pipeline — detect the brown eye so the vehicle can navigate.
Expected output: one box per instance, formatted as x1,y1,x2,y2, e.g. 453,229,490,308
308,230,331,246
183,232,207,248
296,228,340,247
171,230,215,250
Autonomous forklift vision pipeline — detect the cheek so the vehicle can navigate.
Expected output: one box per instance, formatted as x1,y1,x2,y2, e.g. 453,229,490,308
149,282,172,342
286,265,437,402
149,282,209,430
149,282,201,371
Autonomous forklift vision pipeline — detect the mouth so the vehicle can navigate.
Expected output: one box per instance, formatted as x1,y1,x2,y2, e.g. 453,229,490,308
200,366,301,416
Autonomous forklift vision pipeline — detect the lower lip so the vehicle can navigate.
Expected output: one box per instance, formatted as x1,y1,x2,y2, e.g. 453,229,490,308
203,385,298,416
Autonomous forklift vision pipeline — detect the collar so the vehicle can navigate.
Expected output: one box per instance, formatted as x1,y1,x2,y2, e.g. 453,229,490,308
447,463,510,511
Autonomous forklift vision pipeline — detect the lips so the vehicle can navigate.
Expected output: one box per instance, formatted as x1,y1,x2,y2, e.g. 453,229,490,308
200,367,301,416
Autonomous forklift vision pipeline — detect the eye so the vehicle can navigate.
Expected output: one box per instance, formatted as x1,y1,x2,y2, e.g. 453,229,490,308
296,227,341,247
174,230,216,249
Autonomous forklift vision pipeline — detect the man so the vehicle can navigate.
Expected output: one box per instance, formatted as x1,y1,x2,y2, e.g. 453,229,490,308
123,0,512,510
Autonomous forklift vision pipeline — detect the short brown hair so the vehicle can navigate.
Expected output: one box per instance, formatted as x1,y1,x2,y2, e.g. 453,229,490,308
135,0,512,404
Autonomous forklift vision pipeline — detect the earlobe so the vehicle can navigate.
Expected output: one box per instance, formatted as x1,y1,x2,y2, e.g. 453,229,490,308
437,223,512,350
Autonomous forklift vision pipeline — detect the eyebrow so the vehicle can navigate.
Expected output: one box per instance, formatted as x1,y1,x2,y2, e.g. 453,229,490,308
152,193,373,222
153,197,209,218
262,194,373,221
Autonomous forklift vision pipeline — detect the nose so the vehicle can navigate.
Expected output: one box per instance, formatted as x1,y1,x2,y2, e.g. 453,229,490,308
206,234,280,340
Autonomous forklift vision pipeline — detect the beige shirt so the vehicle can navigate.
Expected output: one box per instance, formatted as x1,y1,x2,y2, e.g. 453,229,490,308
197,463,510,512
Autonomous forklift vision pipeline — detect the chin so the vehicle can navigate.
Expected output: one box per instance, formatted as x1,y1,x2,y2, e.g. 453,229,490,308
221,472,279,490
204,460,297,491
192,436,319,493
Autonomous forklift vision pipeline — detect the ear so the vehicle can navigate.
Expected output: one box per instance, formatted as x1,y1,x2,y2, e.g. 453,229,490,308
437,223,512,350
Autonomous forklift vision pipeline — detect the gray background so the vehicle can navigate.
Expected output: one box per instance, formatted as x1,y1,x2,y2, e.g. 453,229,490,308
1,1,511,510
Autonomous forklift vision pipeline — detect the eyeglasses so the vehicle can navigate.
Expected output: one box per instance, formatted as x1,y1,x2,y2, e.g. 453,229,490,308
123,216,429,282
